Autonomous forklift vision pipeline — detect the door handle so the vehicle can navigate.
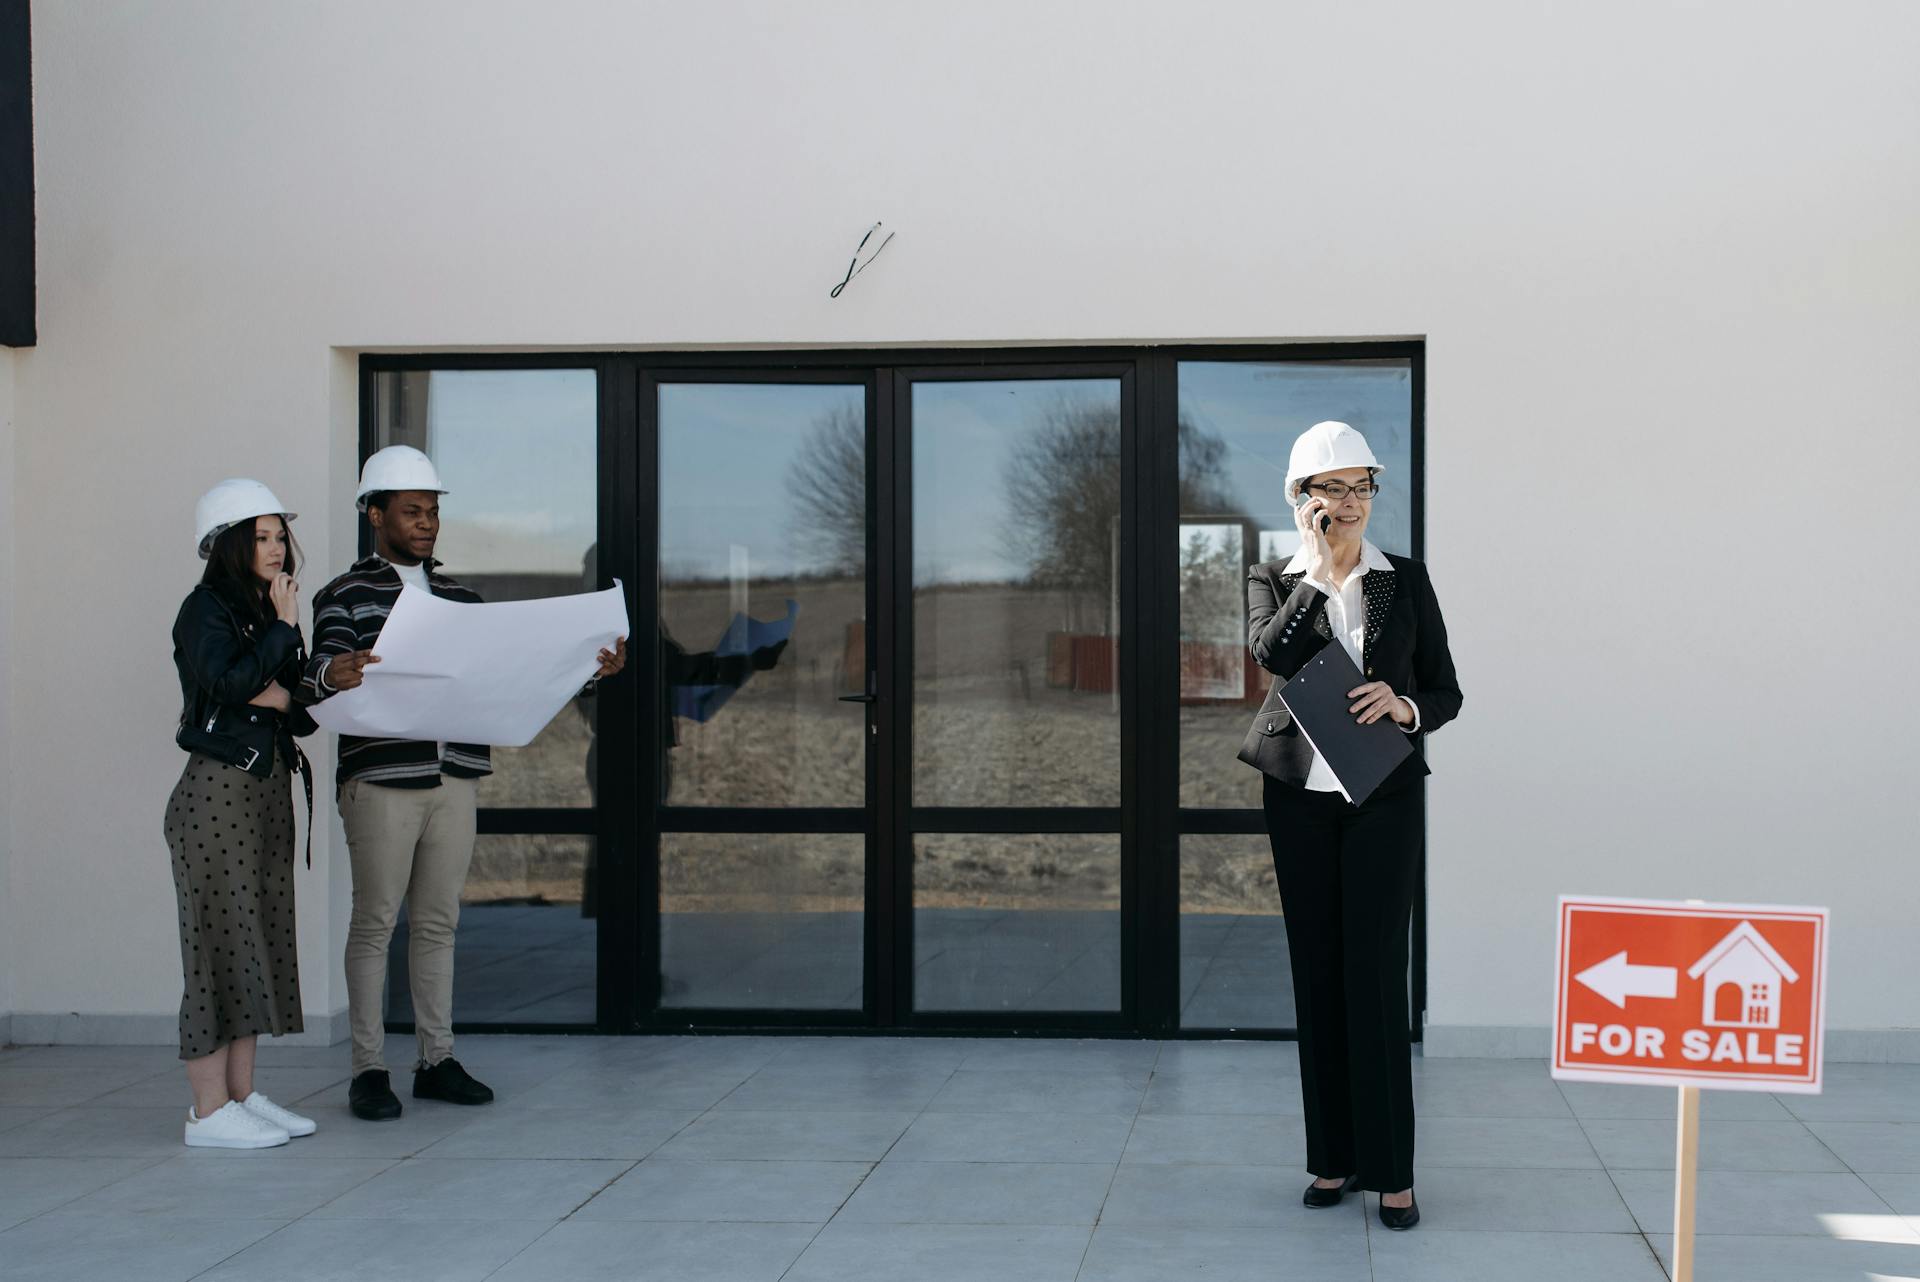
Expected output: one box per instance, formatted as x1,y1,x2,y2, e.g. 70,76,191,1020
837,693,876,704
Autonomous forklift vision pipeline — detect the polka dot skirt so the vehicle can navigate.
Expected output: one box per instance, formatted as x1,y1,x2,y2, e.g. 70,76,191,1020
164,751,304,1060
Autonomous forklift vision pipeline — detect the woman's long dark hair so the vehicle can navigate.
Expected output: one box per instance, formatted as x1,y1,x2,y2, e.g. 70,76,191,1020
201,516,300,629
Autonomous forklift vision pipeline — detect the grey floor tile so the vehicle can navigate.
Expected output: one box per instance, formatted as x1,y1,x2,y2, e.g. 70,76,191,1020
420,1107,695,1160
531,1063,756,1112
0,1108,53,1135
583,1035,788,1075
1805,1121,1920,1172
1077,1224,1368,1281
890,1112,1135,1164
655,1110,914,1162
1139,1070,1304,1116
309,1157,627,1221
924,1069,1148,1116
766,1038,972,1073
88,1067,350,1110
1100,1163,1365,1231
1859,1170,1920,1218
1151,1041,1301,1074
0,1214,283,1282
193,1217,552,1281
1582,1117,1846,1171
1646,1231,1920,1281
1777,1065,1920,1122
0,1066,173,1108
47,1155,390,1220
1611,1168,1919,1239
0,1106,188,1158
0,1046,182,1072
572,1158,870,1223
1556,1079,1793,1120
712,1066,956,1113
1119,1113,1305,1166
1368,1229,1666,1281
1413,1062,1570,1118
487,1219,817,1282
784,1222,1091,1281
1418,1116,1600,1168
837,1160,1112,1226
1388,1167,1636,1233
229,1097,483,1159
955,1039,1160,1073
0,1157,163,1229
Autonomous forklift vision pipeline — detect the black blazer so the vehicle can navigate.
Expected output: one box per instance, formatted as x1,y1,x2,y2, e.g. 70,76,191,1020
1240,551,1462,797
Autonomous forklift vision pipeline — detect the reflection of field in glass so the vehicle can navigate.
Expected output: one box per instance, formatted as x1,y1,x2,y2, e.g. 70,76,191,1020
463,584,1279,914
463,833,592,906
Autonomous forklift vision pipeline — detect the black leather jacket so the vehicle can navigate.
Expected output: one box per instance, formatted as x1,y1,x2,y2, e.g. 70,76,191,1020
172,584,317,778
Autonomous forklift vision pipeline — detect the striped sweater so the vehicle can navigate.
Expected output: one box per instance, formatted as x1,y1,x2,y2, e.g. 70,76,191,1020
296,555,492,788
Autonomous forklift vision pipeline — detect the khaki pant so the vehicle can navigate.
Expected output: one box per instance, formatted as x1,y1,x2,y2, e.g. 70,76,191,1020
339,776,477,1076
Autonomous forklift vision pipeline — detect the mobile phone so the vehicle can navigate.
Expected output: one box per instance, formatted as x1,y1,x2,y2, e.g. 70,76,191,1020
1295,490,1331,533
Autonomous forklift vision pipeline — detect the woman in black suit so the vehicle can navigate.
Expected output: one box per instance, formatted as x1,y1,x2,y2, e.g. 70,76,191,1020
1241,421,1462,1230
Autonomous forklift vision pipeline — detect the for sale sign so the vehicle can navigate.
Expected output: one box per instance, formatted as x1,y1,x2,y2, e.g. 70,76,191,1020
1552,896,1827,1093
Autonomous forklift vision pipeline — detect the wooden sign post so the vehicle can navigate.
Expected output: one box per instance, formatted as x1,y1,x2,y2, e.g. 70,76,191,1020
1673,1084,1700,1280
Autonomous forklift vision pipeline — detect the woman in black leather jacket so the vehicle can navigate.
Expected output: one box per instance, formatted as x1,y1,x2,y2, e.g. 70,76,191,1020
166,480,320,1150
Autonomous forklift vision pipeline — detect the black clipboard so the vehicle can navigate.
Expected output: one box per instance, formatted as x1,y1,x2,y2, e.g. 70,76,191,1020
1277,641,1414,806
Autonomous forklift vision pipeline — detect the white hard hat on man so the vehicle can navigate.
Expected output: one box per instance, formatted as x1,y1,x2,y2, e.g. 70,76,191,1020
194,479,296,559
355,444,448,511
1285,420,1384,499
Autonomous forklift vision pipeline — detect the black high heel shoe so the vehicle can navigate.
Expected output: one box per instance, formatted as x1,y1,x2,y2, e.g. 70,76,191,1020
1301,1174,1360,1208
1378,1191,1419,1230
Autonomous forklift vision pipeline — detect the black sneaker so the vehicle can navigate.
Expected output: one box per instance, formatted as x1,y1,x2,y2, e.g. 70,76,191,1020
413,1056,494,1105
348,1069,403,1121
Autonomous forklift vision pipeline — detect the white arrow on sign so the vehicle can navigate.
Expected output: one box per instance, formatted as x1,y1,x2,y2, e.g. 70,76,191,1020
1575,950,1678,1008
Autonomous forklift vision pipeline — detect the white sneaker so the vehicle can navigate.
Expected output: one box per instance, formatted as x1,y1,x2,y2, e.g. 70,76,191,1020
184,1100,290,1149
241,1091,316,1138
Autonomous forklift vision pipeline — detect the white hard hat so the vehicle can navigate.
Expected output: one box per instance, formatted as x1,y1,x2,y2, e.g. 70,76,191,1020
194,478,296,559
1284,421,1384,499
355,444,448,511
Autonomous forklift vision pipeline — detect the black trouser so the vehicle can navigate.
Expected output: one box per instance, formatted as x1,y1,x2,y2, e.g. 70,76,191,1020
1263,774,1423,1193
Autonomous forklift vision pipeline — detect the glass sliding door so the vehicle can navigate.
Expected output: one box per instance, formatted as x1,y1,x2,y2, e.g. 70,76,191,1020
368,365,602,1027
904,373,1132,1019
653,378,873,1013
1173,356,1418,1031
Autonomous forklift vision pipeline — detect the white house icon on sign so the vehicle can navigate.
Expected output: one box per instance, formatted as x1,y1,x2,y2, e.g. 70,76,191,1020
1686,921,1799,1029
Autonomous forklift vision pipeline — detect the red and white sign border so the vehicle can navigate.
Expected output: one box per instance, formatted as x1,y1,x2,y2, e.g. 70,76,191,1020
1552,895,1828,1095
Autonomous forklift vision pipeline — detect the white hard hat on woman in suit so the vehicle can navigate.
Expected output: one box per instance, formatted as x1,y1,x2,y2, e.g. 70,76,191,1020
1285,421,1382,500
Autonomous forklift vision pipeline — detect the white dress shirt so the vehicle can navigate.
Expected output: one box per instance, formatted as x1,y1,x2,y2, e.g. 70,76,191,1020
1284,539,1420,795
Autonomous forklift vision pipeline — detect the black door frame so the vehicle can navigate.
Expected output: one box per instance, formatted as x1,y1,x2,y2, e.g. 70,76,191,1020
360,341,1426,1040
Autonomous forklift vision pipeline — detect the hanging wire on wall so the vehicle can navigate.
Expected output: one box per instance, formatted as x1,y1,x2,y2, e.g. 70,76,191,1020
829,221,896,298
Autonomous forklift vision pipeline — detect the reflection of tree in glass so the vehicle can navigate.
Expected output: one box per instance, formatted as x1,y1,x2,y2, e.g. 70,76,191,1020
1177,420,1238,515
998,398,1121,631
1176,419,1260,650
785,405,864,577
1179,528,1244,645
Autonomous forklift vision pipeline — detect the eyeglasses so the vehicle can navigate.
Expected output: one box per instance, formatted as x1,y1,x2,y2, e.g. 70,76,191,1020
1303,481,1380,500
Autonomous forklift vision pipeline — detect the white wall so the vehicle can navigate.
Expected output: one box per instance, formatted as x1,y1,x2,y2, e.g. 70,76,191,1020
13,1,1919,1048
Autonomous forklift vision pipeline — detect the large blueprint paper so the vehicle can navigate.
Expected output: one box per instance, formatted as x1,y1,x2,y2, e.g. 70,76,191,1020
311,582,629,747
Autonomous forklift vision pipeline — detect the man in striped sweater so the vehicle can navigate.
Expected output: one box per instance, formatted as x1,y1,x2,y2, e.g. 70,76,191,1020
298,446,625,1121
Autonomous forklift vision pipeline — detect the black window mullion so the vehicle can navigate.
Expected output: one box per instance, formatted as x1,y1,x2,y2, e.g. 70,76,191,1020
871,368,898,1028
634,364,665,1025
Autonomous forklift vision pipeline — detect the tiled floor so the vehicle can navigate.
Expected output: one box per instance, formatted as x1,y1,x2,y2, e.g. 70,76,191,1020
2,1035,1916,1281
